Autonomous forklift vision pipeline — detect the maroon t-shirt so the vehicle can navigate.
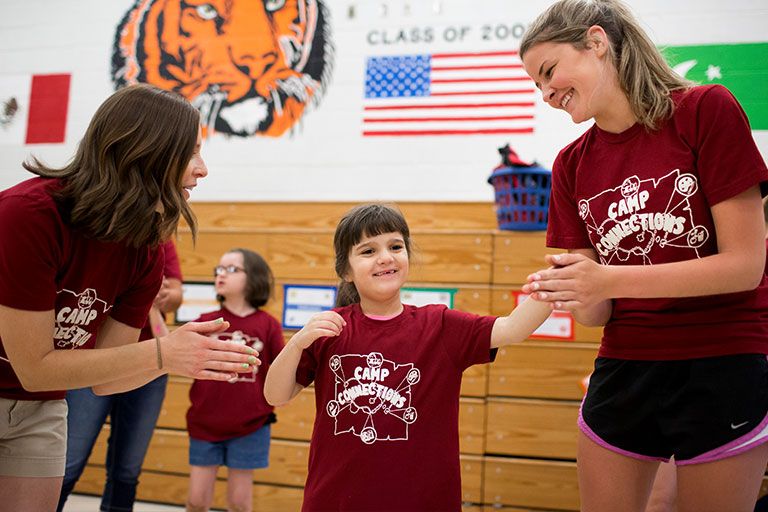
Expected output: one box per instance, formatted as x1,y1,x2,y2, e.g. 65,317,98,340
186,307,284,441
295,303,496,512
138,240,182,342
547,85,768,360
0,177,163,400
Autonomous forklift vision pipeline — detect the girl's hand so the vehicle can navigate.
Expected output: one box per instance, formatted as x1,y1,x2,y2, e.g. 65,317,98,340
291,311,346,350
161,319,261,381
521,253,612,311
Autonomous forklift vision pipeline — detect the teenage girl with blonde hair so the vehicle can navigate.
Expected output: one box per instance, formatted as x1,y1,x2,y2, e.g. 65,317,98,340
519,1,768,510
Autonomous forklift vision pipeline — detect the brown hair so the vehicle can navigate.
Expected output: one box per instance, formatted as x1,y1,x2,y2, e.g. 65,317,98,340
520,0,690,130
333,204,412,307
217,248,274,309
763,196,768,224
23,83,200,247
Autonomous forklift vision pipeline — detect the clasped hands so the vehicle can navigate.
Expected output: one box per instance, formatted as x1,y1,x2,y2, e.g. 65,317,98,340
521,253,609,312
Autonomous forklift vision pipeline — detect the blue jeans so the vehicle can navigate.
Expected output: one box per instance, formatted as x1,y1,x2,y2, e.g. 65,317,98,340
56,375,168,512
189,424,271,469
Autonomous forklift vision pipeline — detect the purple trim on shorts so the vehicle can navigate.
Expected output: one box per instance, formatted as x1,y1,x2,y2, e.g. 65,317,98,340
577,401,669,463
676,407,768,465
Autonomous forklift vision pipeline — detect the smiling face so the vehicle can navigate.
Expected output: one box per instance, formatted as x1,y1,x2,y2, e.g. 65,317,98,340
522,28,636,132
344,231,409,308
181,126,207,200
523,40,609,125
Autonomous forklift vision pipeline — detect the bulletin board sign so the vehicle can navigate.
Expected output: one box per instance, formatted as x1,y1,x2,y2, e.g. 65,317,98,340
400,287,457,308
175,282,219,323
511,291,575,341
282,284,338,329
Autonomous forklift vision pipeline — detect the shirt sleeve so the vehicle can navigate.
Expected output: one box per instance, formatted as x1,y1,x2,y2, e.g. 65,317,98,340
109,247,164,329
295,341,319,387
546,150,593,249
692,85,768,205
439,307,496,371
0,194,62,311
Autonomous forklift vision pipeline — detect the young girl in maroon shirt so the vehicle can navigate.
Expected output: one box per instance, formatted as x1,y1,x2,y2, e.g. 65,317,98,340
186,249,284,512
519,0,768,510
264,203,552,511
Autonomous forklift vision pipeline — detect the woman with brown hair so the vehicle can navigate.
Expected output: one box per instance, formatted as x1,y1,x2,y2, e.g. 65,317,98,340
0,84,258,511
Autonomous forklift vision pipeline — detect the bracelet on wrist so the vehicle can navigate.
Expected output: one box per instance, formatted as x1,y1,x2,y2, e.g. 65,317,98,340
154,334,163,370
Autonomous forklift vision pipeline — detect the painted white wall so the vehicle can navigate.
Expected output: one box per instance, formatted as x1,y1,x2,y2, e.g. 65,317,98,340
0,0,765,201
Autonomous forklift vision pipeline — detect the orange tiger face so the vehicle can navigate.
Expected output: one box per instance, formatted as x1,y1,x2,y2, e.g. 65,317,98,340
112,0,333,137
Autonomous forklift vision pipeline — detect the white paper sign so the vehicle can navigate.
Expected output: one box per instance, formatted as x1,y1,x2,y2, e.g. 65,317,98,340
175,282,219,323
400,287,456,308
283,285,337,329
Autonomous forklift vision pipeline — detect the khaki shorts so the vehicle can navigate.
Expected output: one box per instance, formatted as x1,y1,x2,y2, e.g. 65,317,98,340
0,397,67,477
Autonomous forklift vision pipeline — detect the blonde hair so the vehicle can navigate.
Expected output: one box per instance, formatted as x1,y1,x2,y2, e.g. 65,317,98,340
520,0,690,130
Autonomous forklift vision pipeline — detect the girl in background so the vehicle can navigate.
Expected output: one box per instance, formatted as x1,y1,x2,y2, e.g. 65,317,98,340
519,1,768,510
264,203,552,511
186,249,284,512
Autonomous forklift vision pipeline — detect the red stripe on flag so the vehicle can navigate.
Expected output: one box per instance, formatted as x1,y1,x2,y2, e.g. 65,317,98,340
26,74,71,144
364,102,535,111
363,128,534,136
432,51,518,58
431,77,531,83
430,90,535,96
431,64,524,71
363,115,534,123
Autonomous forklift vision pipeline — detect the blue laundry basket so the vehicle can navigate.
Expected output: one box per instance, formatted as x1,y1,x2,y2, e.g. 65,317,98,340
488,165,552,231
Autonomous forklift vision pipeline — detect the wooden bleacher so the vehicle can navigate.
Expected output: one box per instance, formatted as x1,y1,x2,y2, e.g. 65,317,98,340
72,201,603,511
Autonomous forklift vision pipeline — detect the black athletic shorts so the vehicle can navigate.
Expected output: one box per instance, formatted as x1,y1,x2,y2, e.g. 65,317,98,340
579,354,768,464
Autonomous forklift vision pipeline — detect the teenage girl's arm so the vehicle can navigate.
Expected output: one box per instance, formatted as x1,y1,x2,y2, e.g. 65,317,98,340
264,310,345,407
0,308,258,393
522,186,765,308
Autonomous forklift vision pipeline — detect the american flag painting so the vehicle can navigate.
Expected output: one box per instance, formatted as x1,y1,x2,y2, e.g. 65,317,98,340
363,50,536,137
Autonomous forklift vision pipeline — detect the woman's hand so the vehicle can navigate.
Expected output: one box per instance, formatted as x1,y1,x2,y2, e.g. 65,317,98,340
161,319,260,381
291,311,346,350
522,253,613,312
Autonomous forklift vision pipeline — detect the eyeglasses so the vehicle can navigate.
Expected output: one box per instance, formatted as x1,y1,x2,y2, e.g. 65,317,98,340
214,265,245,276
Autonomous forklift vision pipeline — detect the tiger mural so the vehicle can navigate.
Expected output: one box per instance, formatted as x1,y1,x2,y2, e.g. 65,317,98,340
112,0,333,137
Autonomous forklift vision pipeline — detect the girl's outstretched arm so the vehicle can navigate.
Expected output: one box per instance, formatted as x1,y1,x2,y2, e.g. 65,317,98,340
490,294,554,349
264,310,346,406
490,248,613,348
